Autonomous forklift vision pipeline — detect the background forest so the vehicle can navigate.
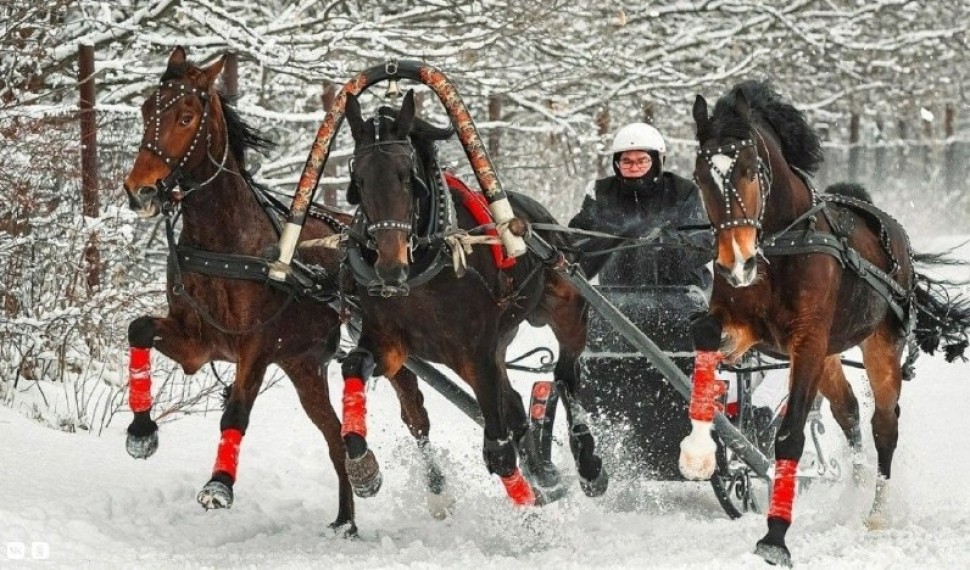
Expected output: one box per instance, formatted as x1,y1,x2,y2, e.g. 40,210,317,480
1,0,968,429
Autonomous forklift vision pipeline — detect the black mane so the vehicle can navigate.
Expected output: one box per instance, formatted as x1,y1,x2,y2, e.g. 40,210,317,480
220,97,275,194
221,96,274,165
709,80,824,174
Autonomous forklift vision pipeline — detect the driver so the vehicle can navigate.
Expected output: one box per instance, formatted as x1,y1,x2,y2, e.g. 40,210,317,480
569,122,713,289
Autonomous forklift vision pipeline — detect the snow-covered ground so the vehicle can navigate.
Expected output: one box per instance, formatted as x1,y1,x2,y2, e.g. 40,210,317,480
3,242,970,569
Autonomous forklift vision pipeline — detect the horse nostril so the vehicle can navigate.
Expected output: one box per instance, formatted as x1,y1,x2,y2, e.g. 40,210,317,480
714,262,731,280
743,255,758,275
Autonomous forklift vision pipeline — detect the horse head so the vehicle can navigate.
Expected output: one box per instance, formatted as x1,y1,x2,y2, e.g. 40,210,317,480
123,46,230,218
692,90,771,287
693,81,825,288
344,89,453,292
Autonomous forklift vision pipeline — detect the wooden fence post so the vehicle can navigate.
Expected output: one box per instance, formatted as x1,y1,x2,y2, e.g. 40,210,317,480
921,106,933,178
874,117,887,181
488,94,502,158
222,52,238,99
642,101,655,125
321,81,338,207
78,44,100,291
944,104,956,192
848,112,860,181
596,106,610,178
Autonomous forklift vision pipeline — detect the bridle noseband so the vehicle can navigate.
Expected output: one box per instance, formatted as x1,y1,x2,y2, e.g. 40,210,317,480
697,137,773,236
138,80,230,204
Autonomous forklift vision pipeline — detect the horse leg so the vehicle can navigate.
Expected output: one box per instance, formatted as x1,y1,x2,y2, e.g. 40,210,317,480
679,313,726,480
340,346,383,498
817,354,865,480
532,273,608,496
125,315,209,459
386,366,454,518
859,328,904,529
197,351,269,510
462,351,536,506
279,354,357,535
755,341,827,567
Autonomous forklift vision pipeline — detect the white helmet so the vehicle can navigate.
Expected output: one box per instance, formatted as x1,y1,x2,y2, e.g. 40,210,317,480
609,122,666,156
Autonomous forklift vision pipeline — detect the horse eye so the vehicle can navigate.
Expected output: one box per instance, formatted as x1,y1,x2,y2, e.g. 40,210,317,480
179,113,194,127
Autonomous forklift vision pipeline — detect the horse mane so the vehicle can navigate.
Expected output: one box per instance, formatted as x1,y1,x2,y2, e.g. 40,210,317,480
159,58,274,169
710,80,824,175
219,97,276,196
825,182,873,203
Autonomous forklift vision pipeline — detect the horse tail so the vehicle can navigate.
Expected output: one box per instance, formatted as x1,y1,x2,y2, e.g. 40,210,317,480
911,251,970,362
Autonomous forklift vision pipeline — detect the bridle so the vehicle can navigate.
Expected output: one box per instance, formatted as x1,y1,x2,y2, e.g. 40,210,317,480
138,80,230,205
697,137,773,237
350,119,419,247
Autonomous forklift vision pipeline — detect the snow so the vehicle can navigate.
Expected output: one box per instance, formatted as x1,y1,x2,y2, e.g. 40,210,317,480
3,239,970,568
3,316,970,569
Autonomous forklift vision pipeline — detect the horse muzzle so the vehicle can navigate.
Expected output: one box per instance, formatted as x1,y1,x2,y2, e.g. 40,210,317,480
370,262,410,297
716,254,759,288
125,185,162,218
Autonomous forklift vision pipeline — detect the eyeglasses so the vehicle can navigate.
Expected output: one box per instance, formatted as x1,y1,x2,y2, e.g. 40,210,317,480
618,158,651,168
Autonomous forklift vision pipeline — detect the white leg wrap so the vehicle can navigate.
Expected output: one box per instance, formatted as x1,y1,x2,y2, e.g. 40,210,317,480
679,419,717,480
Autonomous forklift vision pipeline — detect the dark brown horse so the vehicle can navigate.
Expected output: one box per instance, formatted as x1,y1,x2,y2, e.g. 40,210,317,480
121,46,444,532
332,89,608,506
681,80,970,565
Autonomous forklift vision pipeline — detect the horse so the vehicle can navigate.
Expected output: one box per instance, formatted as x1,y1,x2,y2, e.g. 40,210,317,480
121,46,446,532
331,89,608,506
680,79,970,566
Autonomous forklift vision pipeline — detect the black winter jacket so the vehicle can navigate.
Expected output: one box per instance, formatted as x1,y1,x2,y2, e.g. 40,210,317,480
568,172,713,288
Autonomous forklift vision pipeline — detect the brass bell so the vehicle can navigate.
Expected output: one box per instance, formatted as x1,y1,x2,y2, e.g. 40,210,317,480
385,78,402,99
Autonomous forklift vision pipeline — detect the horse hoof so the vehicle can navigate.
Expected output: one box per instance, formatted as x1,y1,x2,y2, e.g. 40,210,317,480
125,431,159,459
579,465,610,498
754,540,792,567
865,512,889,530
346,450,382,498
679,432,717,480
328,519,358,538
427,489,456,520
525,459,561,490
197,480,233,510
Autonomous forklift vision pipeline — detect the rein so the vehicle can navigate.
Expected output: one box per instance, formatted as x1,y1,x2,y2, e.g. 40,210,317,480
163,210,296,336
144,81,347,334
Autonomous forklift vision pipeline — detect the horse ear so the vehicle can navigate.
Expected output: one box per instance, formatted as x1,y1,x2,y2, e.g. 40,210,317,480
735,90,751,120
394,89,416,139
201,54,227,90
166,46,187,72
345,93,365,142
692,95,710,135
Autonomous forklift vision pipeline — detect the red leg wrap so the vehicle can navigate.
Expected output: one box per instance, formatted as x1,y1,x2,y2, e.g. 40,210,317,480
213,428,243,481
688,351,726,422
340,377,367,438
500,468,536,506
767,459,798,522
128,347,152,413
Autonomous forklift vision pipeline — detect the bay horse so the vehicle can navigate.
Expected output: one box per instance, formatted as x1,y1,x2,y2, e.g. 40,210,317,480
334,89,607,506
680,80,970,565
121,46,445,532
